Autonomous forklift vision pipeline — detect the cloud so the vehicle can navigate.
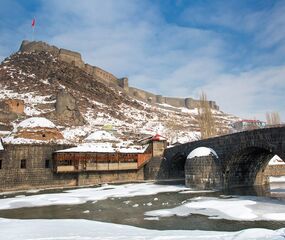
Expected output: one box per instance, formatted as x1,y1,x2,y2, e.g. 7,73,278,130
0,0,284,121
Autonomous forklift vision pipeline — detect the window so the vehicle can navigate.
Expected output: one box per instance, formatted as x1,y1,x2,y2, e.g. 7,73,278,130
45,159,50,168
0,159,2,169
20,159,26,169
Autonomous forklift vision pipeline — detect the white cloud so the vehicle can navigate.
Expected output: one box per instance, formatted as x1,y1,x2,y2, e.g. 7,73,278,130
0,1,284,121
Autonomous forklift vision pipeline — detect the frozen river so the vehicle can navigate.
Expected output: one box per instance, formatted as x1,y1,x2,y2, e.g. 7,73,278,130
0,179,285,239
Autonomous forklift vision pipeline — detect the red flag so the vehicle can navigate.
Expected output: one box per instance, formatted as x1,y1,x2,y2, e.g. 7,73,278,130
31,18,35,28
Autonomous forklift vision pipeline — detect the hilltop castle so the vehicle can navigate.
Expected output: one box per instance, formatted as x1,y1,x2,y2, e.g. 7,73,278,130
20,40,219,110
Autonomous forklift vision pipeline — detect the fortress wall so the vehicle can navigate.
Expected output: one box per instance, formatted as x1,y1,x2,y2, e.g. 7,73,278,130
18,40,219,110
128,87,219,110
164,97,186,108
59,49,85,69
20,40,60,56
93,66,118,86
129,87,158,103
118,77,129,91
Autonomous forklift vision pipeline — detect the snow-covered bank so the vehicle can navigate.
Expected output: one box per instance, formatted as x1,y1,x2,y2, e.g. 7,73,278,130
0,218,284,240
0,183,188,210
145,196,285,221
270,176,285,182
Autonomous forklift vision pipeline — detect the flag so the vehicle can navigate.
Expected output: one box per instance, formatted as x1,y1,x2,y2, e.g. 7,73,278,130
31,18,35,28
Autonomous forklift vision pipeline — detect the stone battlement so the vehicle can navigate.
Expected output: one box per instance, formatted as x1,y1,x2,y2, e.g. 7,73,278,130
19,40,219,110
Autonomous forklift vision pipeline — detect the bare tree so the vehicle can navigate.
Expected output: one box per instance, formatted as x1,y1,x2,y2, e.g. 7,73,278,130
197,91,217,139
266,112,281,125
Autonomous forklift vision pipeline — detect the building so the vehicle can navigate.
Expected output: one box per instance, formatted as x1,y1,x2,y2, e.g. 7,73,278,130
0,134,167,191
231,119,266,132
53,143,152,173
15,117,63,141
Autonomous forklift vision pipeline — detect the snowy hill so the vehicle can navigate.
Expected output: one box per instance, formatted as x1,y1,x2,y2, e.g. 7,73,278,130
0,43,238,145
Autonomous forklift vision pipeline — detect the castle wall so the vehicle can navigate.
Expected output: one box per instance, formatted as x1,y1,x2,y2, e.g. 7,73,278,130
93,66,118,86
59,49,85,69
128,87,157,103
164,97,185,108
19,40,219,111
20,40,60,56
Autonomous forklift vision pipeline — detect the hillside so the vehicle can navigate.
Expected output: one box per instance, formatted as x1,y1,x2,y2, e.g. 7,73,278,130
0,41,238,145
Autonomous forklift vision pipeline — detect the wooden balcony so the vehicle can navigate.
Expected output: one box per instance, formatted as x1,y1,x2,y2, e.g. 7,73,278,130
53,151,152,173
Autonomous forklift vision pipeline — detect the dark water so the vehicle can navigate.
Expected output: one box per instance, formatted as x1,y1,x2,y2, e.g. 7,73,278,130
0,181,284,232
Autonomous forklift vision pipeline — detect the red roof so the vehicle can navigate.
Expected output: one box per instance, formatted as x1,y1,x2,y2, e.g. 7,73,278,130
151,134,167,141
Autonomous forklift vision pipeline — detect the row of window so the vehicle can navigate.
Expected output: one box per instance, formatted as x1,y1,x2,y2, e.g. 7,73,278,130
0,159,50,170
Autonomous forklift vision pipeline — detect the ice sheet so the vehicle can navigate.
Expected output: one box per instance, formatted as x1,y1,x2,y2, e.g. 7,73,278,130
145,196,285,221
0,183,188,210
0,218,284,240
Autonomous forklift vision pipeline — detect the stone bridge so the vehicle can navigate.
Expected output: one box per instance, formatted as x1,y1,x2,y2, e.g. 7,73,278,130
157,127,285,188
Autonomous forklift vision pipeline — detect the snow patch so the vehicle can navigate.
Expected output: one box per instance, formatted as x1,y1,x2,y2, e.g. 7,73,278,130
0,218,284,240
188,147,218,159
17,117,56,129
0,183,187,210
268,155,285,165
145,195,285,221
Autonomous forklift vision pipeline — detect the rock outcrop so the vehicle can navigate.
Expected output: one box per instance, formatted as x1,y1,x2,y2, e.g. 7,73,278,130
55,91,85,126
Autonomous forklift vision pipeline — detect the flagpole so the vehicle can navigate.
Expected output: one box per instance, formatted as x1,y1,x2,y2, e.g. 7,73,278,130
31,17,35,41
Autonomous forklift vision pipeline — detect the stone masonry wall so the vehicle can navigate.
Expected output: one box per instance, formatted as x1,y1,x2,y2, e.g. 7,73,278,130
19,40,219,110
0,143,77,191
77,168,144,186
264,165,285,176
0,143,147,191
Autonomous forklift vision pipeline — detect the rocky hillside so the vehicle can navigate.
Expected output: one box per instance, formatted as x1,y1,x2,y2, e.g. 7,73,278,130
0,43,238,144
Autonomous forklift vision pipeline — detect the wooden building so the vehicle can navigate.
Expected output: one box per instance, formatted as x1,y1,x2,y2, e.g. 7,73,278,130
53,144,153,173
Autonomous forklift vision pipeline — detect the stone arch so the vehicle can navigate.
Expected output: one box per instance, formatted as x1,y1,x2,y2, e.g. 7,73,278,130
223,146,275,188
185,147,222,189
168,152,187,179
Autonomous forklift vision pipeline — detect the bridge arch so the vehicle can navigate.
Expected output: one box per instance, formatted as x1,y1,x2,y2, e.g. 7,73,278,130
223,146,275,187
167,151,187,179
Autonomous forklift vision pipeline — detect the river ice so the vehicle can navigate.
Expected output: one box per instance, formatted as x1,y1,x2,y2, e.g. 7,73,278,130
0,183,188,210
145,195,285,221
0,182,285,239
0,218,284,240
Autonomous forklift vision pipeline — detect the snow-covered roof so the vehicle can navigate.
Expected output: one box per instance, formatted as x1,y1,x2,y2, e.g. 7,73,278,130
57,143,115,153
17,117,56,129
56,143,149,154
268,155,285,165
187,147,218,159
84,131,118,142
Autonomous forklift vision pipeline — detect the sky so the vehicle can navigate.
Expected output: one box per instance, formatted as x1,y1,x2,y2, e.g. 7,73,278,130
0,0,284,121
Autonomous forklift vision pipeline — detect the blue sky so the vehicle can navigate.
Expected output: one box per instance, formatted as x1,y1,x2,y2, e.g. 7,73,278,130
0,0,285,120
